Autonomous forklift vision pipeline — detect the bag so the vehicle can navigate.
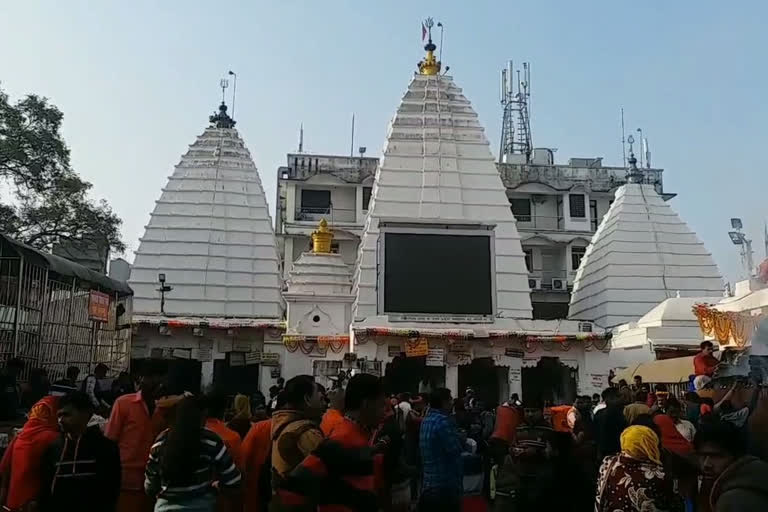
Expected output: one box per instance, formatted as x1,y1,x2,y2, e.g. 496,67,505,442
261,418,321,507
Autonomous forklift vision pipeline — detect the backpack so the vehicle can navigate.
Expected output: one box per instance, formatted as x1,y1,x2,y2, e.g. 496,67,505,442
258,418,320,509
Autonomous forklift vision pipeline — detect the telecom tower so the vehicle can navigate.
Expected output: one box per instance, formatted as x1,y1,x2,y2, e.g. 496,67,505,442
499,60,532,164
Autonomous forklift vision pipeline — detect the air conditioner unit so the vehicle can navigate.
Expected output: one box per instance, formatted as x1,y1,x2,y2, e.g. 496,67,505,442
552,278,565,290
578,322,593,333
528,278,541,289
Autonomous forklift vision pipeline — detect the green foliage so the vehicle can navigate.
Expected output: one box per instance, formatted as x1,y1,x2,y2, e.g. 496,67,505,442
0,87,125,253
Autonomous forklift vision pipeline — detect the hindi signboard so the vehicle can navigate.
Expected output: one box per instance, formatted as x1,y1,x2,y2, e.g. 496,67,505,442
88,291,110,323
426,348,445,366
261,352,280,366
405,338,429,358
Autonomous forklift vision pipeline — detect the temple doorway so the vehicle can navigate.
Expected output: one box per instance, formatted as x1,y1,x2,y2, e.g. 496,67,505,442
521,357,577,406
458,358,505,407
384,355,445,395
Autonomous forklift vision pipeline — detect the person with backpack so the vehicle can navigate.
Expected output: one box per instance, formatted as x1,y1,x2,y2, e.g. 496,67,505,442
269,376,325,507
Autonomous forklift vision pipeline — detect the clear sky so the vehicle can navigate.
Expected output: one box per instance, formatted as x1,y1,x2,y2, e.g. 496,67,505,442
1,1,764,284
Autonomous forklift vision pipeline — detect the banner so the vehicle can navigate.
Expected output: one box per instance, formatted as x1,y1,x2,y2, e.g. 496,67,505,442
88,291,110,322
405,338,429,357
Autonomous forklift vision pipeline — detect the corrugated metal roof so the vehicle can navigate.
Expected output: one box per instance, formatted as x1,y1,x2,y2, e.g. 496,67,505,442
0,233,132,296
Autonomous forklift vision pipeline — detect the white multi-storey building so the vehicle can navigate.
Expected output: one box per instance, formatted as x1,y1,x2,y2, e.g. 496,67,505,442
498,153,676,320
274,152,379,279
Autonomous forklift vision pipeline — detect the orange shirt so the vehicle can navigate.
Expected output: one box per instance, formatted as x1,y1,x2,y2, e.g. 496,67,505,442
206,418,243,469
320,408,345,437
241,419,272,512
105,391,166,491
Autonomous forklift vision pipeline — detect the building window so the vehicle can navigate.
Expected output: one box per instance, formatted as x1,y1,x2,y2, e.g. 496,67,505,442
571,246,586,271
362,186,373,211
331,242,340,254
590,199,598,231
510,198,532,222
301,189,331,212
569,194,586,218
523,249,533,272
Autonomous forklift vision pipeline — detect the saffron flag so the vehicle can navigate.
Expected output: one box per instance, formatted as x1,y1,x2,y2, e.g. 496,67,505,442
422,22,427,41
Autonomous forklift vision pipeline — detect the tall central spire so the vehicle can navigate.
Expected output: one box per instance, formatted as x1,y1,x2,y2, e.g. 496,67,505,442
418,17,441,75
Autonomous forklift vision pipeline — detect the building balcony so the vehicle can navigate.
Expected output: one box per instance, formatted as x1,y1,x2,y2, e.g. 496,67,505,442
515,214,564,231
294,206,357,224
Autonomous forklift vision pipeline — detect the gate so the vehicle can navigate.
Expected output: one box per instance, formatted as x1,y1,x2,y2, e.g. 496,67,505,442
0,233,132,381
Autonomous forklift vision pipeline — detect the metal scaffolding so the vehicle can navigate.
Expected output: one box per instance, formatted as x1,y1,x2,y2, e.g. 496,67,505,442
0,233,132,381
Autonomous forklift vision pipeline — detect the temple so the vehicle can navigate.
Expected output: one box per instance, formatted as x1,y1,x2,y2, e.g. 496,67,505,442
568,151,724,329
345,26,610,403
128,101,284,394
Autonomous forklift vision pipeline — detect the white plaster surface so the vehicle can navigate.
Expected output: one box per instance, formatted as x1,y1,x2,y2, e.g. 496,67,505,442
351,74,532,321
129,123,282,318
569,184,723,328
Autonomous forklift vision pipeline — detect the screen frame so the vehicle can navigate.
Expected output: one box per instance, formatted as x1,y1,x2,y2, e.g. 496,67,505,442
377,223,496,323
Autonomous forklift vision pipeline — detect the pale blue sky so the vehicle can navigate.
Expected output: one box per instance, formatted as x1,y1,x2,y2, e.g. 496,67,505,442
1,1,763,283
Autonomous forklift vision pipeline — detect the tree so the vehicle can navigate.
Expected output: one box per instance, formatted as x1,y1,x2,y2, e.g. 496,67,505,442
0,87,125,253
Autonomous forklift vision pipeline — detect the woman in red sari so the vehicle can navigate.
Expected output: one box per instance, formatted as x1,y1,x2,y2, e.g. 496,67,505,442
0,396,61,510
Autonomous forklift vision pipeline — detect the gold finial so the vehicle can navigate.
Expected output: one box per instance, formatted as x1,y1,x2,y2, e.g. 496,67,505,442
311,218,333,253
418,18,441,76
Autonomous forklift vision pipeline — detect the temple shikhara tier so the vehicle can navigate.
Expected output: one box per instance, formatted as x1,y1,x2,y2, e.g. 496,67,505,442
128,99,284,394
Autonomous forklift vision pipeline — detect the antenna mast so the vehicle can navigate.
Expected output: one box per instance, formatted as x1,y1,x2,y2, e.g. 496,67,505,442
620,108,627,168
499,60,532,164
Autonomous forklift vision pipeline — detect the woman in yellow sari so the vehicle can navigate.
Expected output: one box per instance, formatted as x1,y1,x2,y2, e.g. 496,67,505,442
595,425,683,511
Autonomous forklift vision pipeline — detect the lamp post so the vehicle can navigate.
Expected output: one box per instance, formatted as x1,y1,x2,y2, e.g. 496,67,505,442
157,273,173,314
228,70,237,119
728,218,754,277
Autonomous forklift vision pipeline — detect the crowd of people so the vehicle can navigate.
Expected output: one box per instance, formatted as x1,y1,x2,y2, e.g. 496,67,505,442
0,354,766,512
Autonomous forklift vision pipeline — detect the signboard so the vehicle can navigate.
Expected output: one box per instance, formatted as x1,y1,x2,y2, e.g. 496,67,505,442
261,352,280,366
192,347,212,362
172,348,191,359
388,345,402,358
88,291,110,322
426,348,445,366
405,338,429,358
509,367,522,384
590,373,608,390
504,347,524,358
449,341,470,353
229,352,246,367
446,351,472,366
233,339,252,352
246,351,262,365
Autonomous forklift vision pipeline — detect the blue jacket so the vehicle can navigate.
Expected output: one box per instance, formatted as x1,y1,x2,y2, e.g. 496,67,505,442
419,408,463,495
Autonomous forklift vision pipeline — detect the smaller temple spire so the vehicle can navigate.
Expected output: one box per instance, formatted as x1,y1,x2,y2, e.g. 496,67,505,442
311,219,333,253
418,18,441,75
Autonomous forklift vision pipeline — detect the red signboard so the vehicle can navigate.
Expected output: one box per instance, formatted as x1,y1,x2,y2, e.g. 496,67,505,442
89,291,110,322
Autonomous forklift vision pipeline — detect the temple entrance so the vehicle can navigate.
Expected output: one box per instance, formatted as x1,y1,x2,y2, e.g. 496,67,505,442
521,357,577,406
384,355,445,395
213,353,260,396
458,358,503,407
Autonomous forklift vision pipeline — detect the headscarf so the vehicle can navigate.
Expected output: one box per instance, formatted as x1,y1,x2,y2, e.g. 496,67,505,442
652,414,692,456
620,425,661,465
233,394,251,421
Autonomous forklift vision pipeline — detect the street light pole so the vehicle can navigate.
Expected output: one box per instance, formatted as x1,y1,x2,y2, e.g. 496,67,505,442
228,70,237,119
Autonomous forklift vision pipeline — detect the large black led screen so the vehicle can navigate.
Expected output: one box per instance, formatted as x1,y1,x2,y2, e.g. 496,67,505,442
383,232,493,315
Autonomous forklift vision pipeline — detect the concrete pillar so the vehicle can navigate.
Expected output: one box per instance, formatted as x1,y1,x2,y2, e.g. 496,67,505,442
445,365,458,397
284,237,295,279
200,360,214,392
286,183,296,223
508,358,522,398
355,185,364,224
